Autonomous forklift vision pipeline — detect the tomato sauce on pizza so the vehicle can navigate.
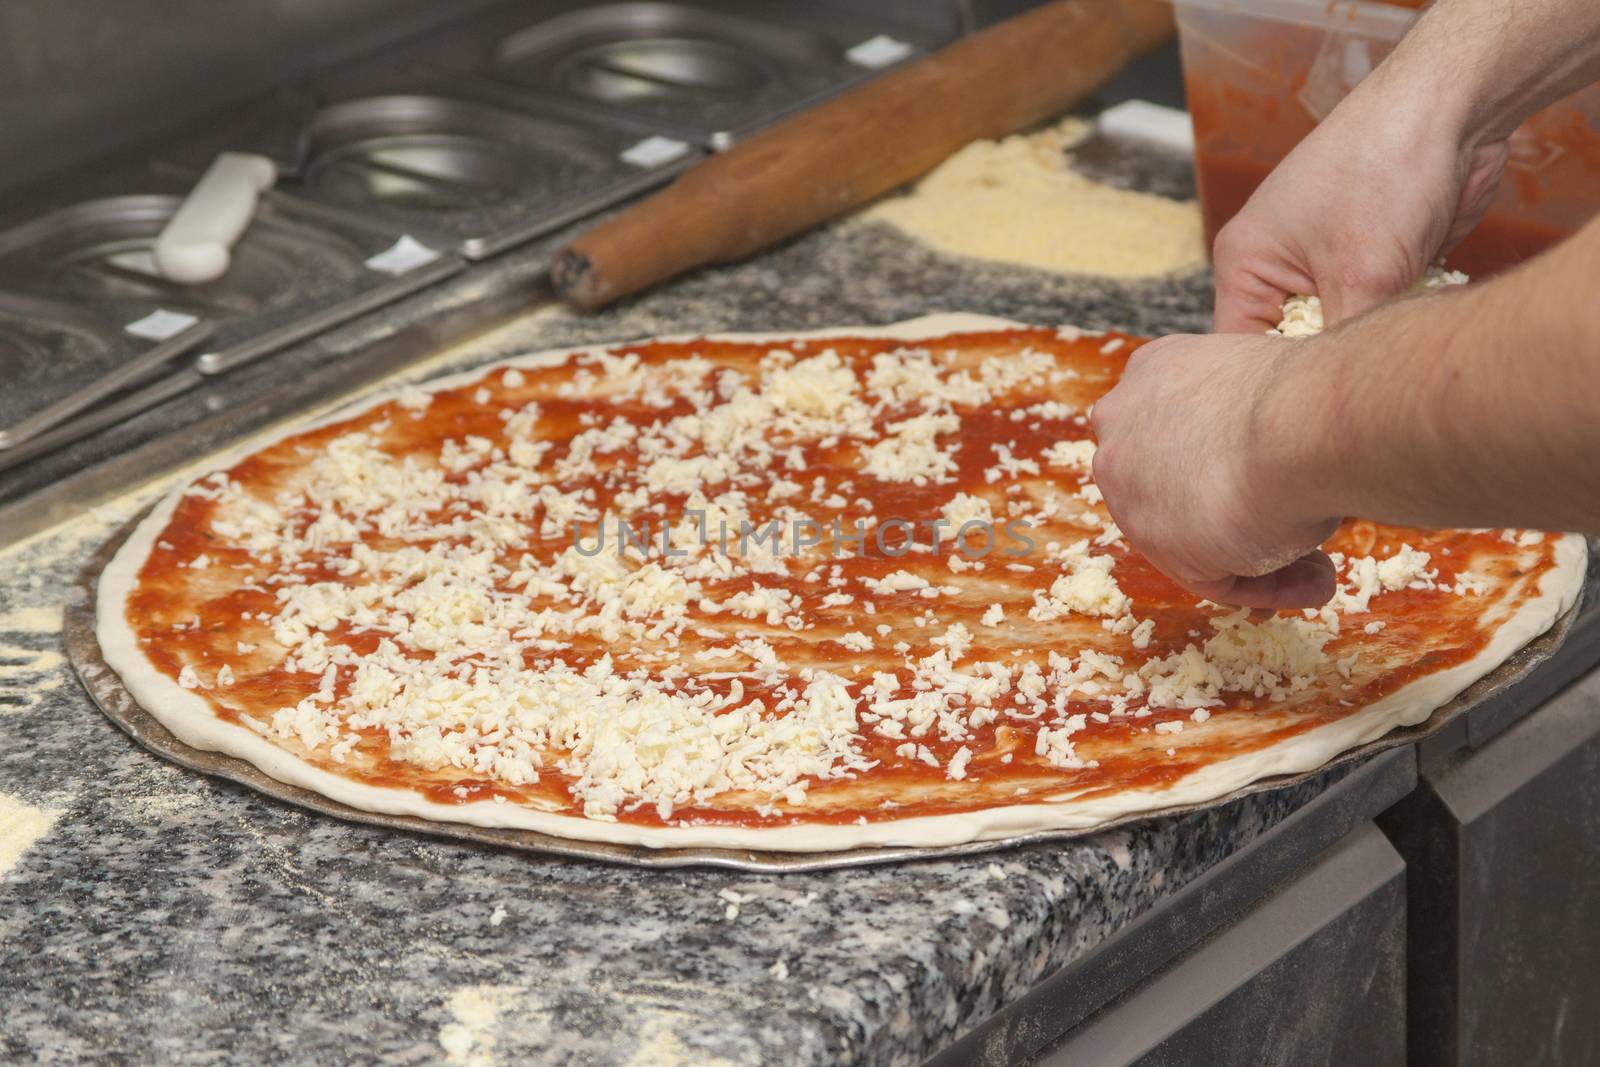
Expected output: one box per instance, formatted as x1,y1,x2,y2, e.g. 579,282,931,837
98,317,1583,848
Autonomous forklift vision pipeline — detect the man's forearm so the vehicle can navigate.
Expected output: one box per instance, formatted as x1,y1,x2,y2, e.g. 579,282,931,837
1374,0,1600,146
1260,216,1600,533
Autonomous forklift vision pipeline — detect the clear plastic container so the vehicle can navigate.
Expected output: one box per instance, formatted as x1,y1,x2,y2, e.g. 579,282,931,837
1174,0,1600,275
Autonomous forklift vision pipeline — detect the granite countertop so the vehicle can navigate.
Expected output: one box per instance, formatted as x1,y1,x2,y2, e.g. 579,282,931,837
0,145,1357,1066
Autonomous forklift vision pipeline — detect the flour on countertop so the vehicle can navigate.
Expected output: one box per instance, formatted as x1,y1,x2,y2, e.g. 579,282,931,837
0,607,63,633
627,1010,742,1067
0,642,66,716
0,792,59,878
124,789,206,821
862,117,1206,278
439,984,529,1067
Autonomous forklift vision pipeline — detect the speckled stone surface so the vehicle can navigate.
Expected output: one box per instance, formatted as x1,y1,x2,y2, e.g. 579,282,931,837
0,150,1355,1067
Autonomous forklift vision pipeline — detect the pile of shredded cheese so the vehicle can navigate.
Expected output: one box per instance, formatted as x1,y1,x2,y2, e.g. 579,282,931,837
1270,267,1470,337
862,118,1207,278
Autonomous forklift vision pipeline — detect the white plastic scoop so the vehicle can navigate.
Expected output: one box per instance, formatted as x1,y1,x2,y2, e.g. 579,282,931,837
153,152,278,284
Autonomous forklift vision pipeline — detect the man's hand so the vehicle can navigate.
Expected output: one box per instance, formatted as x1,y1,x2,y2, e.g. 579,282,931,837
1210,0,1600,335
1095,214,1600,608
1096,0,1600,604
1091,333,1341,609
1212,83,1508,334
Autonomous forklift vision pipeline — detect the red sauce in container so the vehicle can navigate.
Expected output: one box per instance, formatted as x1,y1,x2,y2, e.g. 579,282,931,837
1180,0,1600,277
1193,152,1574,276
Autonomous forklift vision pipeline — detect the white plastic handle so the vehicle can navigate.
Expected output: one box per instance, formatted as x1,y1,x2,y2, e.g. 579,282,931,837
153,152,278,284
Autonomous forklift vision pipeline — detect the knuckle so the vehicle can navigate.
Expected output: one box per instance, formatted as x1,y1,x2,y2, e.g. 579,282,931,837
1122,345,1153,373
1134,333,1187,358
1088,397,1110,429
1122,336,1181,377
1090,442,1133,504
1329,250,1411,305
1089,396,1122,438
1089,442,1116,481
1212,220,1251,265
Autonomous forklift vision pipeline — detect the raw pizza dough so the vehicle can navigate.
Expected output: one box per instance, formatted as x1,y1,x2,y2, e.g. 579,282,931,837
95,314,1586,851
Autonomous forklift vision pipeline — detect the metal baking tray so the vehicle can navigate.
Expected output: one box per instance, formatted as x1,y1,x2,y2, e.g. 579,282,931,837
413,0,943,143
0,175,464,380
155,75,704,261
0,367,206,476
0,294,175,454
64,509,1589,871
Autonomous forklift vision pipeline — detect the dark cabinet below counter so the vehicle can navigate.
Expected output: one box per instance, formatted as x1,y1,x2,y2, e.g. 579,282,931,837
1381,675,1600,1066
996,664,1600,1067
1034,824,1406,1066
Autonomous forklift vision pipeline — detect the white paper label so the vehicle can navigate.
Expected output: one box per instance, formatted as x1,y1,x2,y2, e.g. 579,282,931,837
365,235,441,275
846,35,913,69
124,308,200,341
1096,100,1196,156
620,136,691,168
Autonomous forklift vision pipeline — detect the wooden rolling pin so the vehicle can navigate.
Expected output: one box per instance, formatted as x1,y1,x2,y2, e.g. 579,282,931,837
551,0,1175,309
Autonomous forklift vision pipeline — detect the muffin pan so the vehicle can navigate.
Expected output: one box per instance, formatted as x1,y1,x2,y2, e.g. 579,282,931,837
0,175,463,449
158,81,702,260
1,0,948,469
0,292,145,450
420,0,936,142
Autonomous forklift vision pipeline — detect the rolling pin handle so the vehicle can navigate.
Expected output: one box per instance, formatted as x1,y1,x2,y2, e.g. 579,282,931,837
549,249,598,311
550,0,1177,309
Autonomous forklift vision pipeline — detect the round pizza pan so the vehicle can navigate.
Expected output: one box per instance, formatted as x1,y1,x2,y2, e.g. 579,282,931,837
65,509,1585,872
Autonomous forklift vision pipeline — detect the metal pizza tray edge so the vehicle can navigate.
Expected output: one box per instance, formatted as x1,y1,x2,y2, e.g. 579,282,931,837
63,509,1586,873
